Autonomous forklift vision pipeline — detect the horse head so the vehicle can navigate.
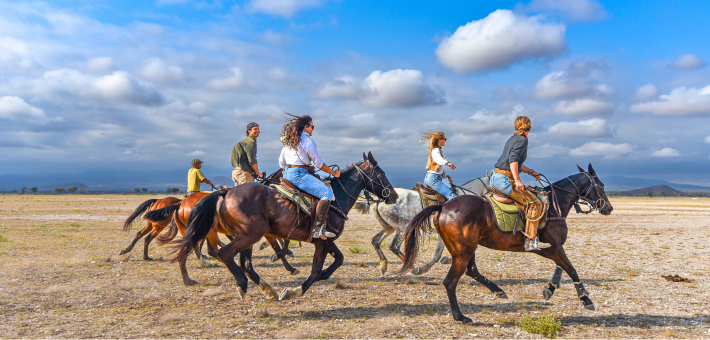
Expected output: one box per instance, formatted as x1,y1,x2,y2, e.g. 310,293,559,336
361,151,398,204
578,163,613,215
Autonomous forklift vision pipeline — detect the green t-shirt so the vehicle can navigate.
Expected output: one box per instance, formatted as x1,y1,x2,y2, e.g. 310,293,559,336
187,168,206,192
231,136,257,171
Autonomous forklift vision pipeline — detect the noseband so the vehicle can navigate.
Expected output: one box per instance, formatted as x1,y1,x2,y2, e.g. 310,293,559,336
554,172,607,214
334,161,392,203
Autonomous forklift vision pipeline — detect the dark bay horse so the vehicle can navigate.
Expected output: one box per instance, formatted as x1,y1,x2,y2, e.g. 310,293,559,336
397,164,613,324
119,196,182,260
175,152,397,301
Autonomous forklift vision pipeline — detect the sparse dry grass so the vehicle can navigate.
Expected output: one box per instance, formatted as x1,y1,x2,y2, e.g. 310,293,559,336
0,195,709,338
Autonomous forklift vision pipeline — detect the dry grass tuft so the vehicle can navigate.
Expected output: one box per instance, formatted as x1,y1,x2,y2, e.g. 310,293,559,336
334,278,352,289
201,287,224,297
662,274,695,283
254,309,270,318
157,313,183,325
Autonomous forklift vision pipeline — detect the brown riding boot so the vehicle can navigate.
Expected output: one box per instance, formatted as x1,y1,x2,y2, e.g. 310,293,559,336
508,186,550,251
312,199,336,240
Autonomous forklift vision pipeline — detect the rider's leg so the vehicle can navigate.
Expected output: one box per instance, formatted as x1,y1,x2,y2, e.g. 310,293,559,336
508,187,547,251
286,167,337,239
424,173,456,200
489,172,514,203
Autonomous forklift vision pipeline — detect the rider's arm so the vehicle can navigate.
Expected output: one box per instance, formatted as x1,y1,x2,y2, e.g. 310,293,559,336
319,164,340,177
278,148,287,169
251,164,262,178
520,164,540,180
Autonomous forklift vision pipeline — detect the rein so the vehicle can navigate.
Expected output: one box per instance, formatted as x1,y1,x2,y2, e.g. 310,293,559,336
542,172,607,216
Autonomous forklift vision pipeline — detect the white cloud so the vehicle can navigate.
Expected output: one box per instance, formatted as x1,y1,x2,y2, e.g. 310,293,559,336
113,137,136,148
86,56,114,73
569,142,634,159
245,0,322,18
525,0,607,21
0,36,34,70
547,118,609,138
206,67,246,90
123,150,133,155
669,54,706,70
555,98,612,116
315,69,446,108
0,96,60,123
186,150,205,157
705,135,710,144
651,147,681,157
629,85,710,116
140,58,183,83
528,143,571,158
633,83,659,102
535,72,601,99
435,9,566,73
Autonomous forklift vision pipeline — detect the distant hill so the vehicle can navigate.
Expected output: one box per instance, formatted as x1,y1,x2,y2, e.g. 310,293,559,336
37,183,90,192
210,176,233,187
623,184,684,196
601,176,710,192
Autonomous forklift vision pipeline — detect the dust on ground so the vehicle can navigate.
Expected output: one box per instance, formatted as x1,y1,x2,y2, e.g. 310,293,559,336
0,195,708,338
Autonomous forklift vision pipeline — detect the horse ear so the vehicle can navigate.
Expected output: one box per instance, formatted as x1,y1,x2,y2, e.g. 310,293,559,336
588,163,597,176
577,165,585,173
363,152,367,162
367,151,376,164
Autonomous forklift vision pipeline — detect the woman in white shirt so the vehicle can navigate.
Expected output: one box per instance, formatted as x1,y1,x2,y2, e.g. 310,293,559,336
279,114,341,239
420,131,457,200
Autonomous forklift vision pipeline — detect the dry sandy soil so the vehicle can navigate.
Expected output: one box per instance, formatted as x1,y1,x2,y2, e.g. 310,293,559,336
0,194,708,338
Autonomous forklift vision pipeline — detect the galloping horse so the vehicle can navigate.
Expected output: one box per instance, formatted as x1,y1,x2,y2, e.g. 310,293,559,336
397,164,613,324
119,196,182,260
369,176,490,276
175,152,397,301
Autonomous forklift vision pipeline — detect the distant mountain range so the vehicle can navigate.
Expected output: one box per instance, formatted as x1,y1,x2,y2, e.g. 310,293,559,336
621,184,684,196
1,169,709,193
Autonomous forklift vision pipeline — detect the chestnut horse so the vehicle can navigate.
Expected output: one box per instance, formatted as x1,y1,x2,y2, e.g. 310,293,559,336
175,152,397,301
397,164,613,324
120,196,182,260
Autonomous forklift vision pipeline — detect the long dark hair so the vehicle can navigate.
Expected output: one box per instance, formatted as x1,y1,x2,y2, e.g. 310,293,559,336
281,114,312,149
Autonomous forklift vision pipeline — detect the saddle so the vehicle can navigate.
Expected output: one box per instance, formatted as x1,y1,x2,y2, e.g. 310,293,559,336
415,182,446,209
270,178,347,219
485,186,548,233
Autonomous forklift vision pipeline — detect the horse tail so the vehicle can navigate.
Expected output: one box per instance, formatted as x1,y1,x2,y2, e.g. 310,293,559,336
173,190,228,264
156,211,179,246
394,204,442,275
123,199,158,231
143,203,180,223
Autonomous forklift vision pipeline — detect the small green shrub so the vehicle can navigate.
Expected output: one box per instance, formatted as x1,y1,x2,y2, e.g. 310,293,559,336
0,234,9,242
70,222,80,227
518,315,561,338
289,240,298,247
348,246,363,254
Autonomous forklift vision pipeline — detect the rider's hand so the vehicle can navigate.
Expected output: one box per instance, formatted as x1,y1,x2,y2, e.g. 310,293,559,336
448,163,457,170
448,176,454,185
532,171,541,181
515,180,525,191
333,169,341,178
257,172,264,179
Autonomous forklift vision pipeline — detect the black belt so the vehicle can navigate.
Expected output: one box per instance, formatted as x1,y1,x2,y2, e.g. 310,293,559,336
287,164,308,168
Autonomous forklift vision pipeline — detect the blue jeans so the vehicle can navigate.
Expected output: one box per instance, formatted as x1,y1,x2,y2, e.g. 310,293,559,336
284,167,334,200
490,172,512,196
424,173,456,200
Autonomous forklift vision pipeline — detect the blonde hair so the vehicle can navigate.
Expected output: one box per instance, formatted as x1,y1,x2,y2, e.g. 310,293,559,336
515,116,531,135
419,131,446,171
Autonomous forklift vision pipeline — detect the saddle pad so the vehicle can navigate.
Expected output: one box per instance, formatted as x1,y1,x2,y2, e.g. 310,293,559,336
415,189,440,210
486,196,547,233
271,184,314,216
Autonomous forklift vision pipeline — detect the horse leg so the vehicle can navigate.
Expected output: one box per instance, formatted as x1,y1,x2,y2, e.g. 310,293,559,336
279,240,329,301
370,225,394,276
444,253,474,324
542,267,564,301
269,238,293,262
464,252,507,298
279,238,295,257
142,232,157,261
239,247,278,301
388,230,405,260
217,234,260,300
542,247,595,310
413,237,446,275
265,236,300,275
179,230,220,286
317,242,344,281
119,223,152,255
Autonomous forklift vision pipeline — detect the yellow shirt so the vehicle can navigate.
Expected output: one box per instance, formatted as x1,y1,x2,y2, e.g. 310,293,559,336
187,168,206,192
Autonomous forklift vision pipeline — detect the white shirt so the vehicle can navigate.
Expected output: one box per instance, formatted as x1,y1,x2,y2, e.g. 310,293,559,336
279,132,325,169
427,148,449,177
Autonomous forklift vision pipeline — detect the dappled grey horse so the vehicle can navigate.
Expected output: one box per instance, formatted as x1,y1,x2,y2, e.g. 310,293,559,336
370,175,491,276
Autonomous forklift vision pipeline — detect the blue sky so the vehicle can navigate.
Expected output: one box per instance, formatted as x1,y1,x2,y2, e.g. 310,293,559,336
1,0,710,186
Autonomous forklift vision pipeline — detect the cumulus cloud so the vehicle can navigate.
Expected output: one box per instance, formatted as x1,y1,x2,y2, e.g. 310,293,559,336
86,56,114,73
186,150,205,157
528,143,571,158
706,135,710,144
555,98,612,116
633,83,659,102
206,67,246,90
0,137,43,149
651,147,681,157
245,0,322,18
113,137,136,148
315,69,446,108
435,9,566,73
547,118,609,138
0,96,61,123
569,142,634,159
629,85,710,116
669,54,706,70
524,0,607,21
141,58,184,83
534,61,611,100
0,36,34,70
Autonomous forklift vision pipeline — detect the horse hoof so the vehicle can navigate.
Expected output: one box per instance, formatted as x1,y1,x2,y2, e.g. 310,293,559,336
258,242,269,251
461,317,473,325
143,257,154,261
278,287,303,301
542,288,553,301
496,292,508,299
270,254,279,263
285,249,295,257
290,269,300,276
236,286,246,300
412,267,422,276
584,302,596,311
118,250,127,255
184,279,198,286
440,256,452,264
259,281,279,301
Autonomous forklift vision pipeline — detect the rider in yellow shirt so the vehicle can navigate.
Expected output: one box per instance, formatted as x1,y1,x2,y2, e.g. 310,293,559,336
187,159,214,193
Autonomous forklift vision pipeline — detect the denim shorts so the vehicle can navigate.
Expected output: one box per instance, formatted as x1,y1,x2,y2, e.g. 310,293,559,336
284,167,334,200
490,172,512,196
424,173,456,200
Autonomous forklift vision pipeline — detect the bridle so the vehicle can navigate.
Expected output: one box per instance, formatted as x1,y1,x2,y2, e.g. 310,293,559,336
334,161,392,203
547,171,608,214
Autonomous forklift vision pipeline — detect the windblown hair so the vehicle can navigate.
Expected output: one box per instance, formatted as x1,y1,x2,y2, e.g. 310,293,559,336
419,131,446,171
281,113,312,149
515,116,531,134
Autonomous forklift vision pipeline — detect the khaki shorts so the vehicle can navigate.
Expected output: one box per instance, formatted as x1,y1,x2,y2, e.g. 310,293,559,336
232,167,254,186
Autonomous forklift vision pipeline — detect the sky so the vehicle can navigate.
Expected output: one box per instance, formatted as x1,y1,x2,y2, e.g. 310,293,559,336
1,0,710,186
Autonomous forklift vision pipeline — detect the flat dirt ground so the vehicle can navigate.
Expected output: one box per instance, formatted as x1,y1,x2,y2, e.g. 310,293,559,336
0,195,709,339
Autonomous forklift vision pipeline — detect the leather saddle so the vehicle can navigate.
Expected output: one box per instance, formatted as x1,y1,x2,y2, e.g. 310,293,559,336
486,186,514,204
277,178,348,219
416,182,446,205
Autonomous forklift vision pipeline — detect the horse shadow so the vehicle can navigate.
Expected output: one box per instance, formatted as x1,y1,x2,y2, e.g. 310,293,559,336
559,314,709,328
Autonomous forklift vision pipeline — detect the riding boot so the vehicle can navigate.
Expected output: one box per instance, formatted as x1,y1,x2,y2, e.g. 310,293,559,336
509,186,549,251
312,199,336,240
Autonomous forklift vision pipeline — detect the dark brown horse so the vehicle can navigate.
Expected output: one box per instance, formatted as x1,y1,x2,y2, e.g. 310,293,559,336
397,164,613,324
120,196,182,260
175,152,397,301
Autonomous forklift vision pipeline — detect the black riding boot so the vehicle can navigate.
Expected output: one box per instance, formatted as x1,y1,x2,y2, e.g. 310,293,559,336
313,199,336,240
